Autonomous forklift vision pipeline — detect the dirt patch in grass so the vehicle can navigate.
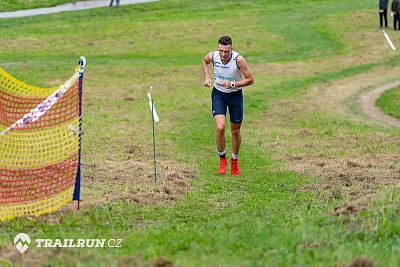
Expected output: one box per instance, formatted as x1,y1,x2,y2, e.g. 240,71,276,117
346,257,375,267
152,257,173,267
0,244,47,267
282,130,400,215
0,244,95,267
291,154,400,215
0,243,153,267
81,158,196,207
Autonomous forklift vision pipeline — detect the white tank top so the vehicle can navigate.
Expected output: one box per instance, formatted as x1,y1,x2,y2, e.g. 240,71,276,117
212,50,242,93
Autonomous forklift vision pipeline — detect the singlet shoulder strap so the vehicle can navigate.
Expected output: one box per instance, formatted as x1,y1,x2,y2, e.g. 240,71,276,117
233,51,241,69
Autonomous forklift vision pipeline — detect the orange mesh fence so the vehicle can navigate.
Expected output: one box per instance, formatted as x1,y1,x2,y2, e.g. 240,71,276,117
0,63,84,221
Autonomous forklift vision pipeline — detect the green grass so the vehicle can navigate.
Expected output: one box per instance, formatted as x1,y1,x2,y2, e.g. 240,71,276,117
0,0,85,12
1,0,400,266
376,88,400,120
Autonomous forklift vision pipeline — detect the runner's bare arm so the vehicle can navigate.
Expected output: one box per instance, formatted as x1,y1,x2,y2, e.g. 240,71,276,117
203,52,213,87
235,56,254,87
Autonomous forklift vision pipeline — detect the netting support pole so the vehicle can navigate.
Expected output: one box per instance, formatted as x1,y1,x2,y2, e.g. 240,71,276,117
73,56,86,211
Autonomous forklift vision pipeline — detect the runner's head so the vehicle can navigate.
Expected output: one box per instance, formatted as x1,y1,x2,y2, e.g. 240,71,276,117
218,36,232,62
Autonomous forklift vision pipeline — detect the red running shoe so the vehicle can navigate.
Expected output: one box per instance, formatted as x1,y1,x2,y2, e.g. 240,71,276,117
231,158,240,176
217,156,227,174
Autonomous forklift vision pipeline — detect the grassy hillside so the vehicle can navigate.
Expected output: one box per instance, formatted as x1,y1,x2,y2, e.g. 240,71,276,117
1,0,400,266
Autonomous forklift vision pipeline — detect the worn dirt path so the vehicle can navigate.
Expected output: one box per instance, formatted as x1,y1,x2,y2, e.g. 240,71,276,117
361,81,400,128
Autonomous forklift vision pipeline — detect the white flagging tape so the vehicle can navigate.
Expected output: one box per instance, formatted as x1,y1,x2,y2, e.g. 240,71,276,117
147,93,160,122
0,72,79,135
383,30,396,51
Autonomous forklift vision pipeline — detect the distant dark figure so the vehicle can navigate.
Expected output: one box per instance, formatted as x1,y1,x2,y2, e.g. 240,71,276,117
392,0,400,30
109,0,120,8
380,0,388,27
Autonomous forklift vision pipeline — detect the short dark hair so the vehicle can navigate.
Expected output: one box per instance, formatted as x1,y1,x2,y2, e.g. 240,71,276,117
218,36,232,46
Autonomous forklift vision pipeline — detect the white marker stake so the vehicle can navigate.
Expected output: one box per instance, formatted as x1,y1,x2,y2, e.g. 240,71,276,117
147,86,159,185
383,30,396,50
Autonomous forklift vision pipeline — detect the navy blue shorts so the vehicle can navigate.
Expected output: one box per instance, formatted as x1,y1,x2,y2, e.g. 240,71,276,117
211,87,243,124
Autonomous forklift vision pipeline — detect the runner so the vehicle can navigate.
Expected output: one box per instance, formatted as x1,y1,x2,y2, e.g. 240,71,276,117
202,36,254,176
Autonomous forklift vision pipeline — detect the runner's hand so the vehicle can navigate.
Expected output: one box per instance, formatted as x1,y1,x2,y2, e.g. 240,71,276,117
204,78,212,87
222,80,230,89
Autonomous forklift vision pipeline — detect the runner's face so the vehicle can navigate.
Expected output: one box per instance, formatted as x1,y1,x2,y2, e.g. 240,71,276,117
218,44,232,62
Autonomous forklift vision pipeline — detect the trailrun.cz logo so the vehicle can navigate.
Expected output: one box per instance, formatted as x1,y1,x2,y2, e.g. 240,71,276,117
14,233,122,253
14,233,30,254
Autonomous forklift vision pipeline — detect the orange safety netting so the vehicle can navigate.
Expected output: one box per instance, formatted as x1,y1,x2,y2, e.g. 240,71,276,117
0,62,84,221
